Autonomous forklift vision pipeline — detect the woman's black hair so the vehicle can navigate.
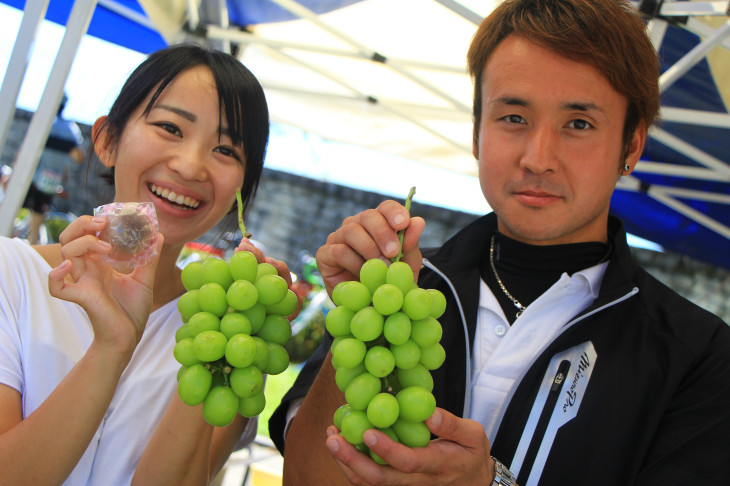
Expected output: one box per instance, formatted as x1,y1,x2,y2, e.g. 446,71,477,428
95,43,269,230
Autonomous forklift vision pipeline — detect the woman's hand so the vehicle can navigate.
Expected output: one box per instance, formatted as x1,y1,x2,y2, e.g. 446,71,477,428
47,215,164,355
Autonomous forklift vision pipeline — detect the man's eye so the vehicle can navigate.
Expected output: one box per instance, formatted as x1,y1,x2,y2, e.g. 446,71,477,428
504,114,524,124
568,119,592,130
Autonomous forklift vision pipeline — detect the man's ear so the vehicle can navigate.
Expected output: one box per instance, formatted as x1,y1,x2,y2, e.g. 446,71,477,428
623,120,647,174
92,116,114,168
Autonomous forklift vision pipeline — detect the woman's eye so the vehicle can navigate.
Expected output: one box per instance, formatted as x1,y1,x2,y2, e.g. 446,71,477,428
568,119,592,130
156,123,181,136
214,145,241,161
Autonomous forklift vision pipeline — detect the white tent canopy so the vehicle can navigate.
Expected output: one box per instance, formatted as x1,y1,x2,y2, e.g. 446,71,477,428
0,0,729,268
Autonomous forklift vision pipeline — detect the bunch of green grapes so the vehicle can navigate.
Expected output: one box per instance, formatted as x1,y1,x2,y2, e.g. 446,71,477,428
329,256,446,464
173,250,296,427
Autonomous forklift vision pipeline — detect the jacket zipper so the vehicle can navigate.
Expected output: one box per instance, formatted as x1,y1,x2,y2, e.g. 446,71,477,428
517,359,571,481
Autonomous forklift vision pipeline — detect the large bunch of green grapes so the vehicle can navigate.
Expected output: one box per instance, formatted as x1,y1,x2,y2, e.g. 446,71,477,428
174,251,296,427
329,255,446,464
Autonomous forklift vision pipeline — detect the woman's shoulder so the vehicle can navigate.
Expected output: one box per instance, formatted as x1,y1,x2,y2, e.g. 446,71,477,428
0,237,60,273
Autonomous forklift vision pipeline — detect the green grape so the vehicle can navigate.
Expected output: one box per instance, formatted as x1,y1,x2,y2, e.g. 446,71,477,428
256,314,292,346
428,289,447,318
219,313,252,340
331,281,347,307
354,442,370,454
350,306,384,342
371,283,404,316
366,392,399,428
266,289,298,316
385,261,414,296
193,330,228,362
203,385,239,427
364,346,395,378
175,323,191,343
226,280,258,311
332,338,367,369
369,427,399,465
251,336,269,370
173,338,202,367
176,365,187,382
396,364,434,392
229,250,258,282
333,403,353,430
335,362,367,392
230,365,264,398
359,258,388,295
396,386,436,423
383,312,411,345
345,372,381,411
201,257,233,290
198,282,229,317
240,302,266,334
187,311,220,337
224,333,257,367
255,274,289,306
340,410,373,445
177,290,202,320
264,342,290,375
239,391,266,418
390,339,421,370
255,262,278,280
177,363,213,406
401,288,432,321
338,281,371,312
410,316,442,347
325,306,355,338
391,418,431,448
419,342,446,370
181,261,204,291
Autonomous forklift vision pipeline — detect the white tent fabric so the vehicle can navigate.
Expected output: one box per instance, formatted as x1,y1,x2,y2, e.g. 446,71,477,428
0,0,729,268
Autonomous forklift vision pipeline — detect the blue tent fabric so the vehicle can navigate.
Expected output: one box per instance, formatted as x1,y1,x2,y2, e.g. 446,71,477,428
611,22,730,269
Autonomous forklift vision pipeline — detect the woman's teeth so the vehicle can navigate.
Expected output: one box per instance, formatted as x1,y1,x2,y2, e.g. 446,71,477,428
149,184,200,208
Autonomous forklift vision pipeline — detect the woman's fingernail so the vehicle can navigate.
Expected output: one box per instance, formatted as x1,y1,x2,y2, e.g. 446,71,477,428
326,437,339,453
92,217,106,224
98,240,112,249
57,260,70,270
393,213,405,225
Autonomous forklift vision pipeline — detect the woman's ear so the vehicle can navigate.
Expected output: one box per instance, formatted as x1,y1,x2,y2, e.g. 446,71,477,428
92,116,114,168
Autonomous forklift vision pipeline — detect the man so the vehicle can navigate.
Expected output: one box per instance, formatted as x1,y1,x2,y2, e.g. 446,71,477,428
22,94,84,244
272,0,730,484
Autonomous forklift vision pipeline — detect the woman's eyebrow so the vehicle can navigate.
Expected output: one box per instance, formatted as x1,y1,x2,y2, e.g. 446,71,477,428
154,104,196,121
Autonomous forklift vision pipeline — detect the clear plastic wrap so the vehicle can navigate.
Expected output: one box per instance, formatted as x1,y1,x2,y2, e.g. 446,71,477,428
94,202,160,271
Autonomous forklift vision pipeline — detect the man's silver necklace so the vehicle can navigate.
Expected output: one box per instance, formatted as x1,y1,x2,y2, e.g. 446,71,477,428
489,235,526,319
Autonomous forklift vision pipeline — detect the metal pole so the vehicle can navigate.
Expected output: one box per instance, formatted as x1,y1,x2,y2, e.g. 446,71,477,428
0,0,98,238
0,0,51,160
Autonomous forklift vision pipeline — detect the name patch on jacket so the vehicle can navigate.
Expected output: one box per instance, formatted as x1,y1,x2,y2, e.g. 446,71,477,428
510,341,597,485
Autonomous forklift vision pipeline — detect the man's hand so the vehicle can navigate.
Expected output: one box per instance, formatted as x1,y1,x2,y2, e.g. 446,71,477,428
315,200,426,296
324,408,495,485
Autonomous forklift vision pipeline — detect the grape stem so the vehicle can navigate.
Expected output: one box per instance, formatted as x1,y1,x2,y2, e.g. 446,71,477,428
236,188,252,239
392,187,416,263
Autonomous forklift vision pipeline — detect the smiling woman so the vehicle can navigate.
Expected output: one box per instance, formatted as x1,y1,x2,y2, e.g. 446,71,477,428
0,43,295,485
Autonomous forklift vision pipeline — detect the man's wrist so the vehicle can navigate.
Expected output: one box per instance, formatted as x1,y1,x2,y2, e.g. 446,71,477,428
490,457,517,485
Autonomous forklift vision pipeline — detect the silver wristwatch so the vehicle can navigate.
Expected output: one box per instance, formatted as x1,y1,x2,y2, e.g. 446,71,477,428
491,457,517,485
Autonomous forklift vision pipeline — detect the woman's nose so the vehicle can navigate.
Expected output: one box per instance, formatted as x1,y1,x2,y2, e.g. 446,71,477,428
168,144,207,181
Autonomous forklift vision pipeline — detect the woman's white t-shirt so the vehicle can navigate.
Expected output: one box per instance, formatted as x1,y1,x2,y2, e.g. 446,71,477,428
0,236,253,485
